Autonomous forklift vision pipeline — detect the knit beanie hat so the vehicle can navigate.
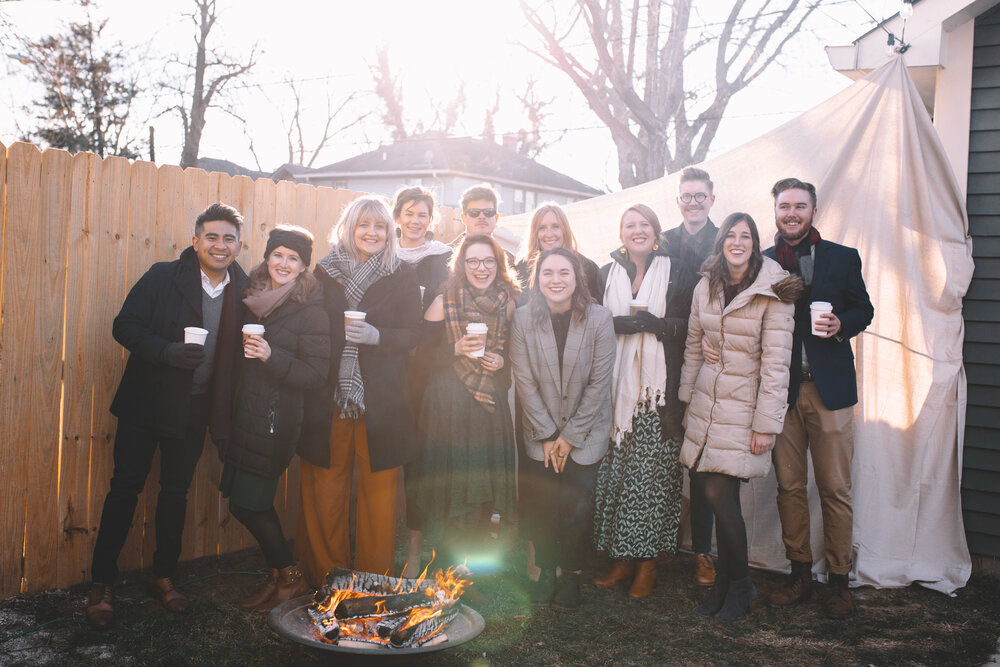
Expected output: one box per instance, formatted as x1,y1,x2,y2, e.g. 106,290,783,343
264,225,314,266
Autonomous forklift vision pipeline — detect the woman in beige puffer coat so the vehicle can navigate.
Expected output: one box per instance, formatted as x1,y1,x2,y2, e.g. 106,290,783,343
679,212,801,623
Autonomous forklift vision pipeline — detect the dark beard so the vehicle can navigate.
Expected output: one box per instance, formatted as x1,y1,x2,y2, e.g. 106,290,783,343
778,220,812,243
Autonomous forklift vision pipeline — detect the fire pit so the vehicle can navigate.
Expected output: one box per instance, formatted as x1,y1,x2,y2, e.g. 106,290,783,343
268,567,485,654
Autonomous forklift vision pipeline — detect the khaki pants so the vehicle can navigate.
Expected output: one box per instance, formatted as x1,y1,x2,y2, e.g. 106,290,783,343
772,381,854,575
295,413,399,586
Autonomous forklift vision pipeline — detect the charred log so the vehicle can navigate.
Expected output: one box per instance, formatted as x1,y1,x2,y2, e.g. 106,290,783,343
334,591,432,620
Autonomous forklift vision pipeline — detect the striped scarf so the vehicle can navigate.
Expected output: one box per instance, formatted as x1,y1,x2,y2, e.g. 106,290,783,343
443,282,511,413
318,246,397,418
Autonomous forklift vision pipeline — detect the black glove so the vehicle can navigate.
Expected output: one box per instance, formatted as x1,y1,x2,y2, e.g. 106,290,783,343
635,310,668,339
162,342,206,369
613,315,644,335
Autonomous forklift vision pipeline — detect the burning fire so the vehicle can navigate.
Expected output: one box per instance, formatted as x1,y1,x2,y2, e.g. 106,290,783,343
308,556,470,649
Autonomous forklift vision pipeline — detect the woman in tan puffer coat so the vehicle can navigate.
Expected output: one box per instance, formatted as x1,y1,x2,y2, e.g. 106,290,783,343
679,212,801,622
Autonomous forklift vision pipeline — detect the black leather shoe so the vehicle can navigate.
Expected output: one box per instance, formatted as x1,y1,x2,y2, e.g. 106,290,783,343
529,568,557,606
550,572,581,612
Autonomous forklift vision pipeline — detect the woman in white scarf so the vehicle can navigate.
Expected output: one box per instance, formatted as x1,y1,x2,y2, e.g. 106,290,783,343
592,204,683,599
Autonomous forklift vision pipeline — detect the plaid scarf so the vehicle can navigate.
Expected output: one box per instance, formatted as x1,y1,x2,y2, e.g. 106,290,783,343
774,227,822,286
443,282,511,413
318,246,398,418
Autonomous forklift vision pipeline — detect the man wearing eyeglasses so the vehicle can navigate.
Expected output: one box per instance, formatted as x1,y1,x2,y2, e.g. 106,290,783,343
449,183,515,264
660,167,720,588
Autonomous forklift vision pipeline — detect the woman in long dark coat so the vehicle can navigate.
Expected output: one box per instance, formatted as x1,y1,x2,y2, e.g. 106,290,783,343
295,195,422,584
220,225,329,612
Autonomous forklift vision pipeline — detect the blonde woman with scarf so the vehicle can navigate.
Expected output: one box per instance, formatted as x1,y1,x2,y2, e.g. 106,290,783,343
295,196,422,584
592,204,682,599
221,225,330,612
410,234,520,575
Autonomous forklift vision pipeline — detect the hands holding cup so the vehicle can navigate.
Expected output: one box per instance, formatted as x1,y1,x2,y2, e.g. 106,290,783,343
810,302,841,338
242,324,269,361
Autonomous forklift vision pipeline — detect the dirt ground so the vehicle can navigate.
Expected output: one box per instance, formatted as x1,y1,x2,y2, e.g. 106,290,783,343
2,534,999,667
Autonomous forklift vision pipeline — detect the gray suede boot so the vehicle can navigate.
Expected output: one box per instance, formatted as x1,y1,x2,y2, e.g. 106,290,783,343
714,576,757,622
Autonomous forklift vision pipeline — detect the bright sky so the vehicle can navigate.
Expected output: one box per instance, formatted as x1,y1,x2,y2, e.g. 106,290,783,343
0,0,904,191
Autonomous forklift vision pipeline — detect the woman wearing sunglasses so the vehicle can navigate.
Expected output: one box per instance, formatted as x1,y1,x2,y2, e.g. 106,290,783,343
409,234,520,577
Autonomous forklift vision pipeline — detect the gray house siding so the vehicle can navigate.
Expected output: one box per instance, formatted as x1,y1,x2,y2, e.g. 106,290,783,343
963,5,1000,558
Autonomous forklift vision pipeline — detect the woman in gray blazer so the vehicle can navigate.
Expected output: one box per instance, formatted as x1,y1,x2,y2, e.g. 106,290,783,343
510,248,617,611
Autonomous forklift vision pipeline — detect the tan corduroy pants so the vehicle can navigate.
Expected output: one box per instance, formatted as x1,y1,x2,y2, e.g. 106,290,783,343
772,380,855,575
295,413,399,586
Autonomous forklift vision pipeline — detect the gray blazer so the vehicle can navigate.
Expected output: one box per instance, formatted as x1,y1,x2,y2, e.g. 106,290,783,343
510,302,616,465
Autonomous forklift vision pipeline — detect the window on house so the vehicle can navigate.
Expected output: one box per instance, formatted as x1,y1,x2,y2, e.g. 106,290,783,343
514,188,525,214
332,181,348,190
526,190,536,212
407,178,423,186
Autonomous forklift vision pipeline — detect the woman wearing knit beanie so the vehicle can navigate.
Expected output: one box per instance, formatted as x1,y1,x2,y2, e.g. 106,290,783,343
219,224,330,612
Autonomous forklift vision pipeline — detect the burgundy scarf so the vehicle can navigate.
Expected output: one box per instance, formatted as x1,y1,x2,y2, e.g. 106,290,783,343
774,227,822,275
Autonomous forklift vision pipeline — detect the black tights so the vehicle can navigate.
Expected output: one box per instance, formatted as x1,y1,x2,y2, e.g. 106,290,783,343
229,503,294,570
696,472,748,581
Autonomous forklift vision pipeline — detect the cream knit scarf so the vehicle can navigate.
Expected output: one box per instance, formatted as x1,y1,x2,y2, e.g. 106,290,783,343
603,254,670,444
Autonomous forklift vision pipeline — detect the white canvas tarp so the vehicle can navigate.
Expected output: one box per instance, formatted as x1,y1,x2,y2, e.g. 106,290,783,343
502,56,974,594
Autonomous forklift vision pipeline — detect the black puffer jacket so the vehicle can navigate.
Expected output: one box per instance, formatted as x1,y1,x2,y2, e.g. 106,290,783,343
220,288,330,479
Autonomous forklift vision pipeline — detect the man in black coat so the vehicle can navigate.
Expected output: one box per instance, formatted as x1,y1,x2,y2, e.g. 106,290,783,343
86,203,249,629
659,167,720,588
762,178,873,619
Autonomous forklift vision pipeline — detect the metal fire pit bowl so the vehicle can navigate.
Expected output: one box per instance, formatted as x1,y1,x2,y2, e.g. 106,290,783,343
268,595,485,656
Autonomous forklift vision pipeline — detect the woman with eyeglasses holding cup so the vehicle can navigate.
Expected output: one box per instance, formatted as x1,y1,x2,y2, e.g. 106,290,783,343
510,248,616,610
409,234,520,576
221,225,330,612
592,204,683,599
295,195,422,584
391,185,454,577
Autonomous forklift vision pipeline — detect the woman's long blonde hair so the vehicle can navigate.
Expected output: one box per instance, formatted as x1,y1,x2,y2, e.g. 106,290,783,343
520,202,578,264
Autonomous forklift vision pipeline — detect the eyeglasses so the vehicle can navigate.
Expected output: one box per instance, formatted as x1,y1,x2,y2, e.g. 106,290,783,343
464,257,497,270
464,207,497,218
679,192,709,204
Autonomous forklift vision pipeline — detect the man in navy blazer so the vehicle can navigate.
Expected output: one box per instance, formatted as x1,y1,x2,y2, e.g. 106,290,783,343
762,178,873,619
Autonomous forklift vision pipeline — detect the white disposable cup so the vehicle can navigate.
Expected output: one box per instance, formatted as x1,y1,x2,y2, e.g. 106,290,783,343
242,324,265,357
184,327,208,345
630,300,649,316
810,301,834,337
344,310,366,329
467,322,488,357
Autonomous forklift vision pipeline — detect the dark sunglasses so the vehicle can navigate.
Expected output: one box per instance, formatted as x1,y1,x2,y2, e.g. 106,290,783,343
464,207,497,218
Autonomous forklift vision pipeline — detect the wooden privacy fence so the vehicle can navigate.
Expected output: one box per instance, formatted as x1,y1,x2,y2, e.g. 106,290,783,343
0,141,464,600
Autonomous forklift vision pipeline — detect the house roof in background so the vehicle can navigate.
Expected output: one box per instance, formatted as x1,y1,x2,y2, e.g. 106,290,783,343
196,157,271,180
281,134,603,196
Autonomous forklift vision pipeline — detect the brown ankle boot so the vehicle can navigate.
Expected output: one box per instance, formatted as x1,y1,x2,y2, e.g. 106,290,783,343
239,569,278,610
768,560,812,608
255,564,310,613
824,573,855,619
593,559,635,588
628,559,658,599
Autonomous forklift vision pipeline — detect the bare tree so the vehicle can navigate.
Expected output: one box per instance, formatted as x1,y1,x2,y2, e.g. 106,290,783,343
520,0,818,187
165,0,256,168
481,90,502,144
282,80,369,168
514,77,564,159
371,42,409,141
